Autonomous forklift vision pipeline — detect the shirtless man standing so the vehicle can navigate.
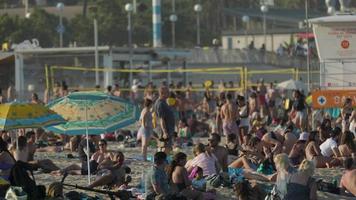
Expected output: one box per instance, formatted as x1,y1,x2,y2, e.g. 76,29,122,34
208,133,228,172
221,93,239,138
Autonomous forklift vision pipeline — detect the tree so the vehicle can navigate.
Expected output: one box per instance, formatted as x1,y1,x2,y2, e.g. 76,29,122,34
9,8,69,47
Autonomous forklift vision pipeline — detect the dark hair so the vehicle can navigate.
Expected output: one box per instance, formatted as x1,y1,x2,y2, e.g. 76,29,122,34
193,143,206,155
331,127,341,138
343,158,353,170
0,138,8,152
25,131,35,139
154,151,167,165
114,151,124,164
196,166,203,174
226,93,233,100
107,85,112,92
32,93,39,100
17,136,27,151
99,139,107,146
308,131,318,144
144,98,153,108
227,133,236,142
168,152,187,182
210,133,221,143
237,95,245,101
248,136,260,147
180,118,188,126
340,131,356,152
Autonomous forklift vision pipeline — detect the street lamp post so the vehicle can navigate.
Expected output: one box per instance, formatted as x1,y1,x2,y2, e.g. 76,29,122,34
305,0,310,92
56,2,64,47
194,4,202,47
169,14,177,48
94,18,99,86
24,0,30,16
242,15,250,48
125,3,134,87
260,5,268,49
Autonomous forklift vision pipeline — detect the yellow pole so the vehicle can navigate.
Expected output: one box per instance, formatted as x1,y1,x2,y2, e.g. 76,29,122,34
45,65,50,90
244,67,248,92
50,66,55,89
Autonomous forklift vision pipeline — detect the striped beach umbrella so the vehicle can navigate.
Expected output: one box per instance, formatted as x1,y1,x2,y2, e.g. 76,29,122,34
45,91,139,184
0,102,65,131
46,91,140,135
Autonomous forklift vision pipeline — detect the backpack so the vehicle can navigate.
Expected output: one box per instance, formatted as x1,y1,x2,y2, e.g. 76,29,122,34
8,161,45,200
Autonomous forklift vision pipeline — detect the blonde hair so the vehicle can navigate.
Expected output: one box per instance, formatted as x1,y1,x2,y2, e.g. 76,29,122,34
274,153,290,172
274,153,290,199
298,159,315,177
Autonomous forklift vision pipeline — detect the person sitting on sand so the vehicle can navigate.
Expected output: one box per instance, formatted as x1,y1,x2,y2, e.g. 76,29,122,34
229,136,265,171
225,133,239,164
10,136,29,162
10,135,60,173
288,132,308,166
319,128,342,162
185,143,219,177
26,131,37,161
273,153,297,199
145,151,172,200
338,131,356,159
177,118,191,141
340,158,356,196
52,139,112,176
0,138,15,180
88,151,130,189
282,159,317,200
305,130,339,168
208,133,228,172
52,151,129,189
91,139,113,164
281,127,298,154
261,131,283,156
168,152,203,200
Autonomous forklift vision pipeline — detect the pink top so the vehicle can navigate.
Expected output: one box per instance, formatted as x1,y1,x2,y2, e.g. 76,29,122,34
186,152,217,176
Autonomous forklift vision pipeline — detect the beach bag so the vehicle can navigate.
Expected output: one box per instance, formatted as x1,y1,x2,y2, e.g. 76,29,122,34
264,185,281,200
8,161,46,200
5,186,27,200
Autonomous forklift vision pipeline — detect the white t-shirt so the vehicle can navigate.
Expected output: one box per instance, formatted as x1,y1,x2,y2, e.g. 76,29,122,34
320,138,338,157
349,121,356,138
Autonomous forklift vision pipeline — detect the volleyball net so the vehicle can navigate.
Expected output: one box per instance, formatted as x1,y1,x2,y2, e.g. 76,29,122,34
45,65,245,92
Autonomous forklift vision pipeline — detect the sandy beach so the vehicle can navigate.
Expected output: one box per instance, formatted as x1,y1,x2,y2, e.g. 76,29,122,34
32,138,355,200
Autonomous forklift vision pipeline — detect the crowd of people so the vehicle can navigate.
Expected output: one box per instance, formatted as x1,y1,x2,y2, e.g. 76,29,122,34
0,78,356,199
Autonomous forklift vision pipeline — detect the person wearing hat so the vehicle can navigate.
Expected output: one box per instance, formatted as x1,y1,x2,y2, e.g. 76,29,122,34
288,132,309,166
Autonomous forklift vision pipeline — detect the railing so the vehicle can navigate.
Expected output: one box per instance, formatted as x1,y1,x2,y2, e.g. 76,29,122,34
189,48,319,69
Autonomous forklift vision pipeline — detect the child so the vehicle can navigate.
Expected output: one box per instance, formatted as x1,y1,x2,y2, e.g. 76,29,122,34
177,119,192,146
138,99,153,161
191,167,206,192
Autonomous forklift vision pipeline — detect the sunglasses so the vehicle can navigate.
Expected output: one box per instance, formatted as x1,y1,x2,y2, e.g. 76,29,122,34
99,143,106,146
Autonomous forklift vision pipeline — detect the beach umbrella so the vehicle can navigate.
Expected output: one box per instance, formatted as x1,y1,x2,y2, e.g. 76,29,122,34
45,91,140,183
0,102,65,131
277,79,306,91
